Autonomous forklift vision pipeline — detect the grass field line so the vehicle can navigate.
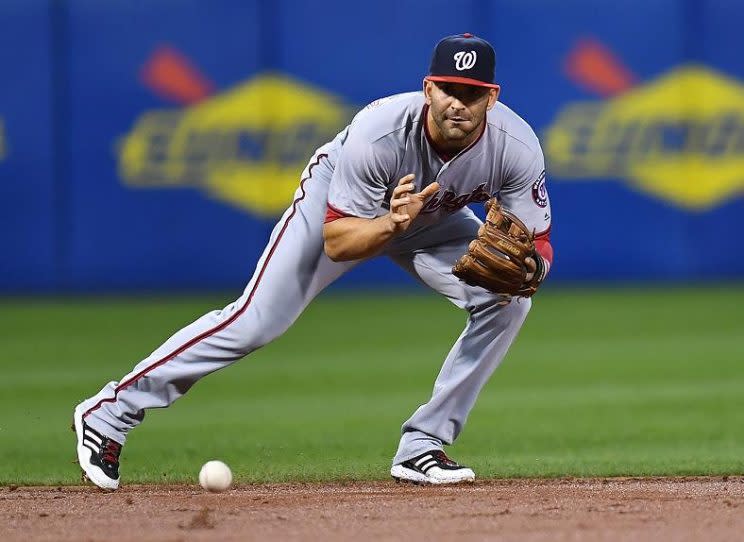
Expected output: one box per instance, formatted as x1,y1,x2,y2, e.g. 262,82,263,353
481,378,743,403
2,370,739,403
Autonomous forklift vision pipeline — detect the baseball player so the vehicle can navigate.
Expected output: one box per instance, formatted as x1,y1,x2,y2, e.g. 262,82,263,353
73,33,553,489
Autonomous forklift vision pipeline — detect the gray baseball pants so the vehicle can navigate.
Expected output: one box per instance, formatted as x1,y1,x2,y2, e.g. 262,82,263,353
79,150,531,465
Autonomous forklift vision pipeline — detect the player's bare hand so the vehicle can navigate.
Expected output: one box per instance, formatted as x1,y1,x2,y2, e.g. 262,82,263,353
388,174,440,233
524,256,537,282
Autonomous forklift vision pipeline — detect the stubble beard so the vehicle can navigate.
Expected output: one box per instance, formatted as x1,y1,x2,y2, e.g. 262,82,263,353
434,111,482,148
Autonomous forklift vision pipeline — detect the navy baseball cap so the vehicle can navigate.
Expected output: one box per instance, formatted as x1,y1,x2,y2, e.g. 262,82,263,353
426,33,498,89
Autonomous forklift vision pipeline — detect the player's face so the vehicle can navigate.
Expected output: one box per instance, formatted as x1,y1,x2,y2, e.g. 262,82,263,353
424,80,499,146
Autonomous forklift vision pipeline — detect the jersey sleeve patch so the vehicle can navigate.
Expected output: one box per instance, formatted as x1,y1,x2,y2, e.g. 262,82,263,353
531,170,548,208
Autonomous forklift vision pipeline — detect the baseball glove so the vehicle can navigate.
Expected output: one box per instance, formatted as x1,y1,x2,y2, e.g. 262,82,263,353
452,198,545,297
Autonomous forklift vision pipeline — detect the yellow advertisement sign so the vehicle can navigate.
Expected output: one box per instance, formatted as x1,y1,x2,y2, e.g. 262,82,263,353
545,66,744,209
119,74,354,215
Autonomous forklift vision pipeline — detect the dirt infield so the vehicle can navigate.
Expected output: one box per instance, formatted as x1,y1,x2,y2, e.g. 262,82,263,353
1,477,741,541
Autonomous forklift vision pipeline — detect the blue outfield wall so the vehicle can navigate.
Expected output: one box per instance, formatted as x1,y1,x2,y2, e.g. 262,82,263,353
1,0,743,292
0,0,56,290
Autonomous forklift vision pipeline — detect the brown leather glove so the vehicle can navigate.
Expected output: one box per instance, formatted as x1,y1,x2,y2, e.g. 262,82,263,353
452,198,546,297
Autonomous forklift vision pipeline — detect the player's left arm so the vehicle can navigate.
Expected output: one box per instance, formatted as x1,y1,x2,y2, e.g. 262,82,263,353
498,144,553,284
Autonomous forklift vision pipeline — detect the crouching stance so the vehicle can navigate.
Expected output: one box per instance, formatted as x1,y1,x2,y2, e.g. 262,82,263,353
74,33,553,489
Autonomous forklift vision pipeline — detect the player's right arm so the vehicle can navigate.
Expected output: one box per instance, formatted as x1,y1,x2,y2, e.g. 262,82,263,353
323,103,439,262
323,175,439,262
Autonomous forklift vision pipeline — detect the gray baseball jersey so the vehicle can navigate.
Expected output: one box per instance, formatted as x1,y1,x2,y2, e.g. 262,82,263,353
327,92,551,245
77,90,551,479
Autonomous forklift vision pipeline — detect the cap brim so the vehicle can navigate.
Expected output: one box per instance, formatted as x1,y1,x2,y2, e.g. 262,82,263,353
426,75,499,89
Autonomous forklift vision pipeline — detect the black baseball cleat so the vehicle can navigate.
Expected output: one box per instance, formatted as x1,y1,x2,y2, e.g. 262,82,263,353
72,405,122,490
391,450,476,485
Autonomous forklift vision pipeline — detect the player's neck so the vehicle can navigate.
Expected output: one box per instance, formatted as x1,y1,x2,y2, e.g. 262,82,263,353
425,109,484,159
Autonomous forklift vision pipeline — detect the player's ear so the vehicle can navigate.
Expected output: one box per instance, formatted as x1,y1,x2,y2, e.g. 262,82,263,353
486,86,500,110
423,78,434,105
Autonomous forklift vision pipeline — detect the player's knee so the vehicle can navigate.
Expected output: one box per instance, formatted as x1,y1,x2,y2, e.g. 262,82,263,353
469,291,510,312
509,296,532,321
229,318,291,356
469,293,531,317
231,333,271,357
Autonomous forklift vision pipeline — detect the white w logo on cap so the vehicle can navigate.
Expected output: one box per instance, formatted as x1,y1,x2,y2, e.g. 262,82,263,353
454,51,477,71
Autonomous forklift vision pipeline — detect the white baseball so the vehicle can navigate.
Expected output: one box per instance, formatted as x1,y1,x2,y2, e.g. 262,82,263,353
199,460,233,492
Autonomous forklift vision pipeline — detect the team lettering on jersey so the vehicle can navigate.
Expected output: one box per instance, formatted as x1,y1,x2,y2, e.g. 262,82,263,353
420,182,492,214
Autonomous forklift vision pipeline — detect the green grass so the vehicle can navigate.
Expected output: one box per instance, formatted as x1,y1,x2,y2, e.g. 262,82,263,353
1,286,743,485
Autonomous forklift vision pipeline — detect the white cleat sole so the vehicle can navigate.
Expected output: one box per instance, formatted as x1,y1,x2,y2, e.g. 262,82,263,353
391,465,431,484
73,404,119,491
391,464,476,485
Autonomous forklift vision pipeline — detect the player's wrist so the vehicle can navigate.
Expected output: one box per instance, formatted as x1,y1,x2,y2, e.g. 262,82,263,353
382,212,401,235
532,252,548,283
